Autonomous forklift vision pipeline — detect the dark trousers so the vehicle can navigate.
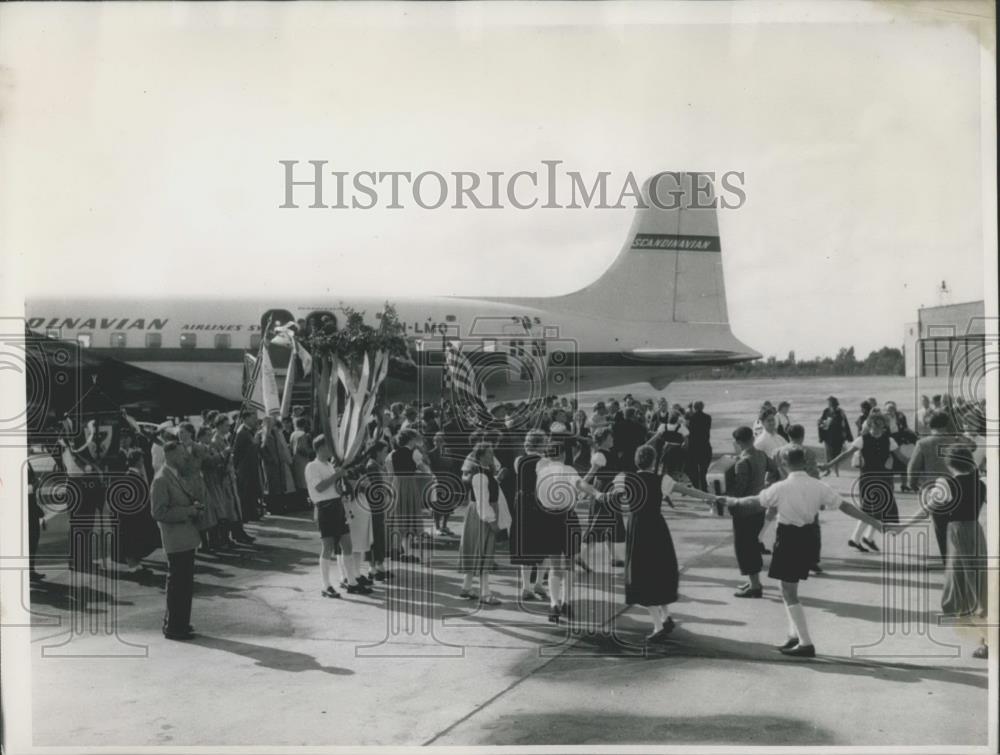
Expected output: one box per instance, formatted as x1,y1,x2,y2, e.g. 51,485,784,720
237,480,261,522
732,510,766,575
687,448,712,492
163,549,196,635
931,513,949,559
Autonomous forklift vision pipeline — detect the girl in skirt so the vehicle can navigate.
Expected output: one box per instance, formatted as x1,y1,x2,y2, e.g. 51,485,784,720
619,445,721,642
821,413,905,552
457,443,511,605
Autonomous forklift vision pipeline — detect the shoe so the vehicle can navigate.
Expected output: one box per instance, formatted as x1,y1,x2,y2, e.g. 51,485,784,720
340,579,349,588
759,542,772,555
321,586,341,599
357,575,374,587
646,628,670,643
662,617,676,634
163,630,195,641
234,535,256,546
521,590,536,601
547,604,561,624
29,571,46,582
734,586,763,598
861,537,880,552
777,637,798,650
346,583,374,596
480,593,502,606
373,570,387,582
847,539,869,553
533,585,549,600
459,590,479,600
779,643,816,658
810,564,824,574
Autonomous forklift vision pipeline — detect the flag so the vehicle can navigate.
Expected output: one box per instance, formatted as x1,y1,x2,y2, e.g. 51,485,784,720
444,340,489,422
260,344,281,417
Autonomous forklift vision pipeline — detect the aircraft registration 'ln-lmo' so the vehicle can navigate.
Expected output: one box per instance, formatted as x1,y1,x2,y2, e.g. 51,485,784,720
25,173,760,410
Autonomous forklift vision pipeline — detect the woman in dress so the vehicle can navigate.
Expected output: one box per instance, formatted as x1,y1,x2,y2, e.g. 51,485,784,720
457,443,511,605
817,396,853,477
510,429,553,601
113,449,161,573
178,422,219,553
197,425,234,550
386,428,429,562
821,413,904,552
357,440,392,581
620,444,720,642
898,447,987,658
210,414,242,548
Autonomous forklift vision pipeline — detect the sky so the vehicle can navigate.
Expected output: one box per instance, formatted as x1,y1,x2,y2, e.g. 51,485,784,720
0,1,995,360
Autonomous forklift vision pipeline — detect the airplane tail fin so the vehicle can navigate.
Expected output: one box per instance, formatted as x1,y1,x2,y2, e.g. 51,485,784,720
553,172,731,324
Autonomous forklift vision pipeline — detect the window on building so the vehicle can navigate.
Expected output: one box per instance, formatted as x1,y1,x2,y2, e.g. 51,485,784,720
76,333,92,348
111,332,127,348
214,333,231,349
180,333,197,349
146,333,162,348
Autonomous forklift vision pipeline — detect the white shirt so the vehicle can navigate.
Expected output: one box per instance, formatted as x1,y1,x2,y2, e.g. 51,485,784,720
536,458,585,512
305,458,341,503
754,431,786,457
756,471,842,527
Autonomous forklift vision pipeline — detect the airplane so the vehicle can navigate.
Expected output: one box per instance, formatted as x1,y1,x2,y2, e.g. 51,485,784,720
24,172,760,417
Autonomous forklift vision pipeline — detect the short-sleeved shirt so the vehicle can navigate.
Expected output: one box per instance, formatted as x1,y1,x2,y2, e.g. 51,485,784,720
756,471,841,527
305,458,342,504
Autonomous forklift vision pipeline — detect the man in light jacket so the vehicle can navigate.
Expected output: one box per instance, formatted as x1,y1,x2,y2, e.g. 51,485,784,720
151,441,204,641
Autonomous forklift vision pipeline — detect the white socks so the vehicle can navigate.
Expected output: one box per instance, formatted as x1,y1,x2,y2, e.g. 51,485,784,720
786,603,813,647
320,553,333,589
784,604,798,640
646,605,664,632
852,521,865,541
548,573,564,608
863,525,876,541
520,566,532,593
340,552,359,585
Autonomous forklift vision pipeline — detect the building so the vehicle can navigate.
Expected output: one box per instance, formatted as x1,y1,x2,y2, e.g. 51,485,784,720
905,300,987,378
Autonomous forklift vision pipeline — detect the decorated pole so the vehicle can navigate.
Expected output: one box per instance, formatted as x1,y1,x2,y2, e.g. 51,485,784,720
304,304,408,467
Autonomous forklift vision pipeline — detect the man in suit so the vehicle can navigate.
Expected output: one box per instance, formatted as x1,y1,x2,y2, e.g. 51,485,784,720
151,441,204,641
233,410,263,534
685,401,713,491
613,406,647,472
726,425,776,598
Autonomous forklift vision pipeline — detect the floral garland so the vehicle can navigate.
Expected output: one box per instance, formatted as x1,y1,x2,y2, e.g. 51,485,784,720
303,303,409,370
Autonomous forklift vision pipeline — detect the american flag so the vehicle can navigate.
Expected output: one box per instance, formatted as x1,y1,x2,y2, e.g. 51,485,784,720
442,340,490,421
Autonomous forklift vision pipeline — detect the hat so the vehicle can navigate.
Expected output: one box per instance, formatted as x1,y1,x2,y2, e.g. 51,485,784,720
156,420,174,432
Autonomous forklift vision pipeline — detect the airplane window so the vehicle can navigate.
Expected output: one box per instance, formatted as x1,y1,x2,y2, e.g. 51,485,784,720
180,333,197,349
146,333,162,348
214,334,231,349
77,333,92,348
445,314,456,322
111,333,127,348
46,328,61,340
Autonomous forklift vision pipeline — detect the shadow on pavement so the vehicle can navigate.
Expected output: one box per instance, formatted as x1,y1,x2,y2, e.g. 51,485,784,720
192,635,355,675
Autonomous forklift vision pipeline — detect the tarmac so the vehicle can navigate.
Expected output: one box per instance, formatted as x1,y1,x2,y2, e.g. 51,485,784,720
25,471,991,748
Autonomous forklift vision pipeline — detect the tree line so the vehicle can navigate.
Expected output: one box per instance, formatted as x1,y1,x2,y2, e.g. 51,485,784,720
682,346,905,380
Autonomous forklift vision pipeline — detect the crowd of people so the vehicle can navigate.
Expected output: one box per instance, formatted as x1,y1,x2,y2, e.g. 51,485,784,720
28,389,987,657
